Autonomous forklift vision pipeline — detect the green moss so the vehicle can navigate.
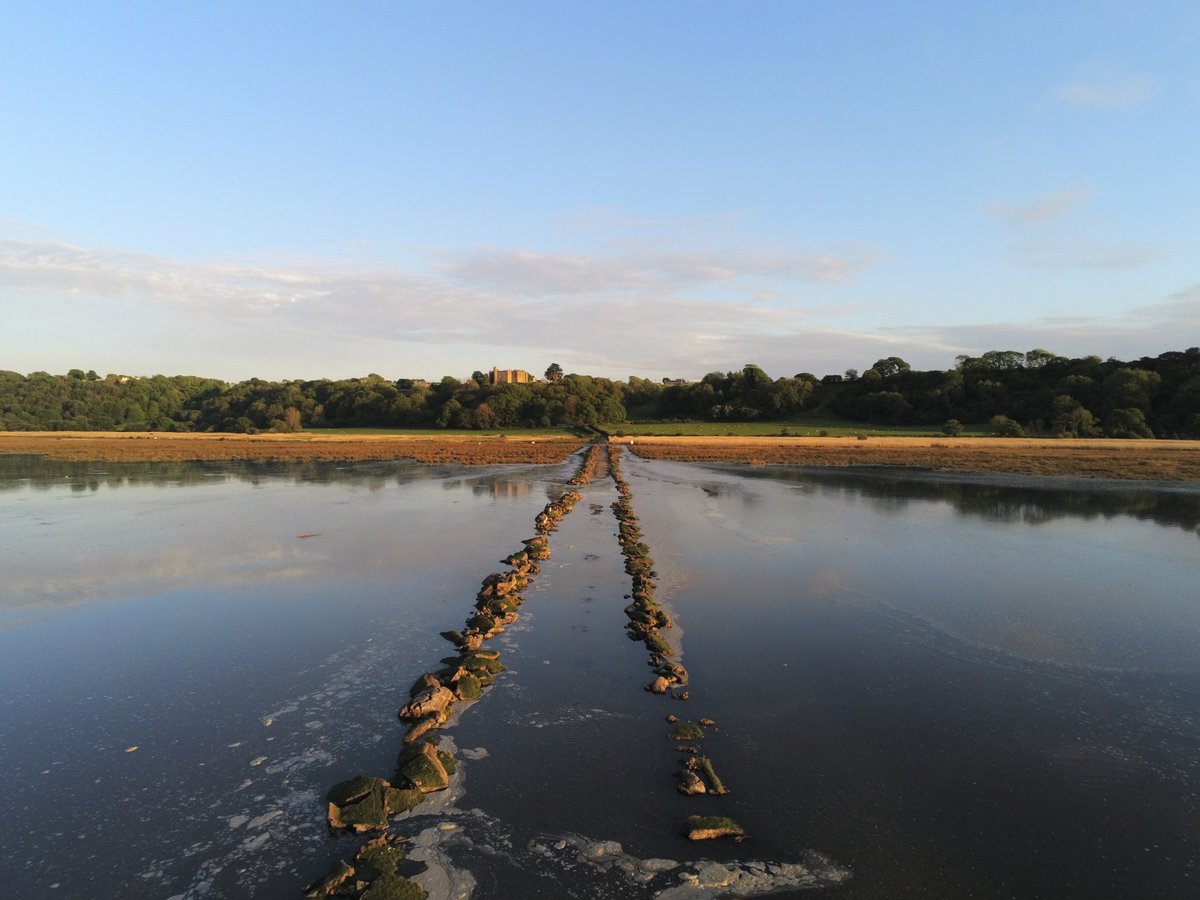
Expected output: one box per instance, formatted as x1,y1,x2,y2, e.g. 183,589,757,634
384,786,423,815
454,673,483,700
437,749,458,775
465,614,495,633
326,775,383,807
644,632,673,656
462,654,506,675
396,743,449,793
336,789,389,829
361,873,428,900
356,841,405,880
668,722,704,741
439,630,462,645
696,756,728,795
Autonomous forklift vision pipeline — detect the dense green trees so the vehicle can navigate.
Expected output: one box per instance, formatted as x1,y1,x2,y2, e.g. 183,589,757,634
2,348,1198,437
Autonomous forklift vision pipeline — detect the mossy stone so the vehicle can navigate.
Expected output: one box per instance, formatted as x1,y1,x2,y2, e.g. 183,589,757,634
696,756,728,795
361,873,428,900
644,632,673,656
334,789,388,830
356,840,405,880
327,775,385,807
397,742,450,793
668,722,704,741
454,673,483,700
304,859,355,898
465,614,495,633
384,786,423,814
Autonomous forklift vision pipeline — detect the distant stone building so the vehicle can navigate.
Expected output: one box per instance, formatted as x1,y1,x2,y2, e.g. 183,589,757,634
490,367,532,385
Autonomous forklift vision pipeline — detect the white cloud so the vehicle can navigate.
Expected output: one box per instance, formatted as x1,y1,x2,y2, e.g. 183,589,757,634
1053,69,1156,110
987,187,1090,227
439,245,878,296
2,235,1194,381
1012,241,1168,269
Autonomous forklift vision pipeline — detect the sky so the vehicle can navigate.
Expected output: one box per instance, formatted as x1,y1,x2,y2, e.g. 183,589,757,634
2,1,1198,383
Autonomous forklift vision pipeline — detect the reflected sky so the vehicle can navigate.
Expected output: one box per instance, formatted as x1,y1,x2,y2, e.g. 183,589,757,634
627,459,1200,673
0,458,564,622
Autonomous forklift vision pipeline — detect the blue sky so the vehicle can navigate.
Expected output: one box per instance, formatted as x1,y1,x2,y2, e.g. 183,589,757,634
2,1,1197,382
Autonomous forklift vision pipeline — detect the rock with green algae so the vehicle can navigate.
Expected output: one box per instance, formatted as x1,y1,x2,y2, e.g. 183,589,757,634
326,777,421,832
668,722,704,741
681,815,745,841
453,672,483,700
362,874,427,899
304,835,427,899
398,684,454,721
396,741,452,793
694,756,728,795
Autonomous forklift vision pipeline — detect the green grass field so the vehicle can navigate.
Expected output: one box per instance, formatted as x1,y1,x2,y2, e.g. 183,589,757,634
604,419,988,438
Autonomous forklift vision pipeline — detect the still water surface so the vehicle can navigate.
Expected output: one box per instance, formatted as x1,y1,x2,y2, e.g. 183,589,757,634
1,454,1197,898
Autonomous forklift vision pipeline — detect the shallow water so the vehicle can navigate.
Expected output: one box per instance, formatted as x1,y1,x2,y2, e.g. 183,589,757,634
1,454,1198,898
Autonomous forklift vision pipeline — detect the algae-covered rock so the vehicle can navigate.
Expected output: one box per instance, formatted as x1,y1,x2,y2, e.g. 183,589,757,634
356,836,406,880
328,775,388,809
695,756,728,795
681,815,745,841
399,684,455,721
403,714,442,744
396,741,450,793
306,835,427,900
439,630,463,645
303,859,356,897
327,777,391,832
454,672,483,701
362,873,427,899
668,722,704,741
383,786,423,815
644,632,673,657
465,614,496,634
408,673,441,697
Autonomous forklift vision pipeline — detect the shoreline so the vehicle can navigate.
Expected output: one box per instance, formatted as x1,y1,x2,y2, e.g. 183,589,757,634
2,431,1199,481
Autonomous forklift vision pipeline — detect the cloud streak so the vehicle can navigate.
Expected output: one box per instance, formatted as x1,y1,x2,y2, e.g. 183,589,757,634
1,236,1194,381
1053,69,1156,110
987,187,1090,228
1012,240,1168,270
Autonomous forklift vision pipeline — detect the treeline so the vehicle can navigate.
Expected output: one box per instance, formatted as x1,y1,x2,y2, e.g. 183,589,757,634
0,368,625,433
2,348,1199,437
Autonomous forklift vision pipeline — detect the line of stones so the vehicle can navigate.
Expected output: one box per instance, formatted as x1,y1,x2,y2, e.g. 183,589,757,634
608,445,744,843
304,447,602,899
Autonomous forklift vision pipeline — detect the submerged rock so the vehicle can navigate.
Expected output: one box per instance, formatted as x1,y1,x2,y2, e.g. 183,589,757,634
647,676,671,694
681,815,745,841
678,769,707,795
668,722,704,741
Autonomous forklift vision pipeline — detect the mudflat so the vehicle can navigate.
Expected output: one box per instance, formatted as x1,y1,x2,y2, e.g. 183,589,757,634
2,431,1199,480
0,431,586,465
623,435,1200,481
